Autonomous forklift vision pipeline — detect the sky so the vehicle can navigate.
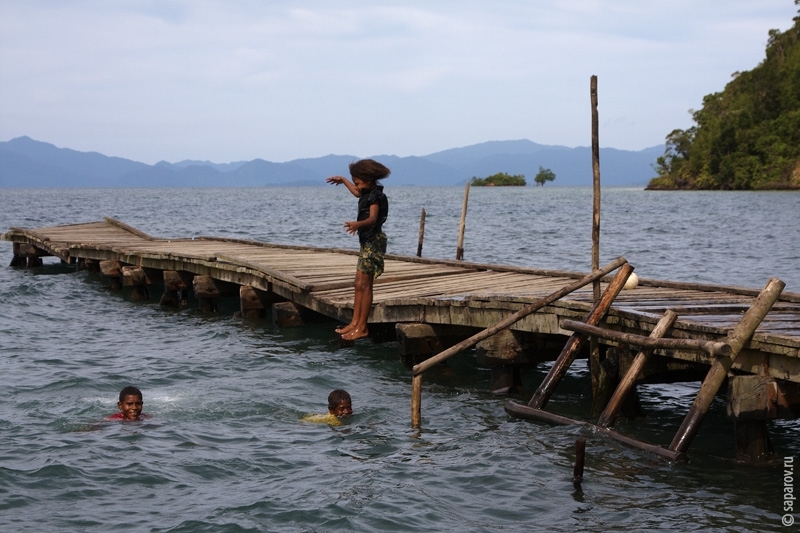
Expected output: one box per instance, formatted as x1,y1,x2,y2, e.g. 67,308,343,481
1,1,797,165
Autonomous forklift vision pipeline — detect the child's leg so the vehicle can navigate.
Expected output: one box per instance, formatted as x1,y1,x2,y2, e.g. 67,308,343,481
341,271,373,341
335,272,360,334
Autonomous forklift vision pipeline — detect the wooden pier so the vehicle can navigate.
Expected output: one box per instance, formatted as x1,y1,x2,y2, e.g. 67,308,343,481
4,218,800,460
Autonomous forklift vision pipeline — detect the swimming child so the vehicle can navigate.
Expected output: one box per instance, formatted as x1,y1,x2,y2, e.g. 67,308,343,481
106,386,151,421
326,159,390,341
302,389,353,426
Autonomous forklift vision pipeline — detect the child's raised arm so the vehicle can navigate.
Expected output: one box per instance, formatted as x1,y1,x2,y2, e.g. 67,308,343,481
326,176,361,197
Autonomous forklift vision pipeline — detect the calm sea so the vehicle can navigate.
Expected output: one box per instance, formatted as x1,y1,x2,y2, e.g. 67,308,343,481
0,187,798,532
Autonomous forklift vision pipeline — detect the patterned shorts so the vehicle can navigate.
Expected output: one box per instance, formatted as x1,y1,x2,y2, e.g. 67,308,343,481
357,233,387,278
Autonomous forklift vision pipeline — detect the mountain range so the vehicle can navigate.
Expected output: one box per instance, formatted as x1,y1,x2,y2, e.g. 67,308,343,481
0,136,663,187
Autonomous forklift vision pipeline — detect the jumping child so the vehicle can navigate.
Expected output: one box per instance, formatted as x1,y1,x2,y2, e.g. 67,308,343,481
326,159,390,341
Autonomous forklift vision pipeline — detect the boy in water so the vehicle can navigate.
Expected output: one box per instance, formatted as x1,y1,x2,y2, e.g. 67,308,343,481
326,159,390,341
302,389,353,426
106,385,150,421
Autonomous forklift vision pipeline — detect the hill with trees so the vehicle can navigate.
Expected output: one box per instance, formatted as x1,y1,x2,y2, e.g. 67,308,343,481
648,3,800,190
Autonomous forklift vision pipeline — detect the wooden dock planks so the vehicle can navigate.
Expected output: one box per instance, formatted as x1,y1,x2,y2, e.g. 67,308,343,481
3,219,800,381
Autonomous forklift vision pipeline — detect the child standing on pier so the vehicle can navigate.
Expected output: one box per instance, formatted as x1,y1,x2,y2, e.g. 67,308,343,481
326,159,390,341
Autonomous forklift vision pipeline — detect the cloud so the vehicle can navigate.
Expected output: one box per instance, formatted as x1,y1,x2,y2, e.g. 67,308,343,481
0,0,796,163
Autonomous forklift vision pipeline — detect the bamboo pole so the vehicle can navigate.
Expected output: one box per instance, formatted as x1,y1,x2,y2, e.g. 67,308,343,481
596,310,678,427
559,318,732,358
412,257,628,376
590,75,602,407
590,75,601,296
668,277,785,454
456,182,469,260
527,262,634,409
573,437,586,486
411,373,422,428
417,208,426,257
504,400,684,461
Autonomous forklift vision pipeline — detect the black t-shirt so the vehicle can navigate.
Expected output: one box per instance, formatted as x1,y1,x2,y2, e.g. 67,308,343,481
357,184,388,244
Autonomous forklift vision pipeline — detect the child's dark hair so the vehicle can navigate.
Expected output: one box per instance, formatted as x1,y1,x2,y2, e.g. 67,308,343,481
328,389,351,411
119,385,143,402
349,159,390,183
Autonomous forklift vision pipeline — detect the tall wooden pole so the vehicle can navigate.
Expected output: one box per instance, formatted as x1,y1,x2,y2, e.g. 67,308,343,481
591,75,601,289
590,75,603,406
417,208,426,257
456,182,470,260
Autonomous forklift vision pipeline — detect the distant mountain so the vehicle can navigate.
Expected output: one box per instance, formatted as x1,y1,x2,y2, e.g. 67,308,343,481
0,136,663,188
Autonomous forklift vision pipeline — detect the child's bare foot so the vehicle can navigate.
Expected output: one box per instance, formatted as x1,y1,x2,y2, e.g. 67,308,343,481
341,327,369,341
335,324,355,335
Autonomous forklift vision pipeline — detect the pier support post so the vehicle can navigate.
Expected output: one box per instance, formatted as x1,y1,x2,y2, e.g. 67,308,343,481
122,266,150,300
476,329,530,394
727,375,800,461
11,243,43,267
77,258,100,272
239,286,285,319
272,301,305,327
161,270,191,308
396,323,475,367
193,275,238,313
240,286,266,319
99,260,123,290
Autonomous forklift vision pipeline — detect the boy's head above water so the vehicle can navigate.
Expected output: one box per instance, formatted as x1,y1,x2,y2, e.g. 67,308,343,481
117,385,144,421
327,389,352,418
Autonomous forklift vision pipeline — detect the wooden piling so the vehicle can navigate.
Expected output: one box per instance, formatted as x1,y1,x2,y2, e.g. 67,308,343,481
527,262,634,409
596,310,678,427
411,373,422,429
160,270,190,308
99,260,123,290
122,266,150,300
590,75,603,413
193,275,221,313
456,183,469,260
669,277,785,454
417,208,426,257
573,437,586,486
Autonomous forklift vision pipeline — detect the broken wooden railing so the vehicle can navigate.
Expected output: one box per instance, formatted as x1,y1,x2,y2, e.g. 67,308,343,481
505,277,785,461
410,256,630,428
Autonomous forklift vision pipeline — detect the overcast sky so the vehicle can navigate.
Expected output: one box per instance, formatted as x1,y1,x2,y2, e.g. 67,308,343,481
1,1,797,164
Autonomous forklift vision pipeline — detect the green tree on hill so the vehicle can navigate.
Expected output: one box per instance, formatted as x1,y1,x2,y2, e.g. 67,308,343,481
470,172,526,186
648,2,800,190
534,166,556,186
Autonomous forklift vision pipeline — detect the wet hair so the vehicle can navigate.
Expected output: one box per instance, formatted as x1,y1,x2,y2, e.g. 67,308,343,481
119,385,143,402
349,159,390,183
328,389,351,411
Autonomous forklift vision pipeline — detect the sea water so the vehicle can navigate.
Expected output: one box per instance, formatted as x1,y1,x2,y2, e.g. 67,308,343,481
0,187,798,532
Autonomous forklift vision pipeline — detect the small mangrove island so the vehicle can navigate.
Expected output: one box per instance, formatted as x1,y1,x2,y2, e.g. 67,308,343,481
470,167,557,187
471,172,527,186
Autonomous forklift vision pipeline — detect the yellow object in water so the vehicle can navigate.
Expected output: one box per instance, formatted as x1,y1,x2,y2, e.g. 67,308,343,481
302,413,343,426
